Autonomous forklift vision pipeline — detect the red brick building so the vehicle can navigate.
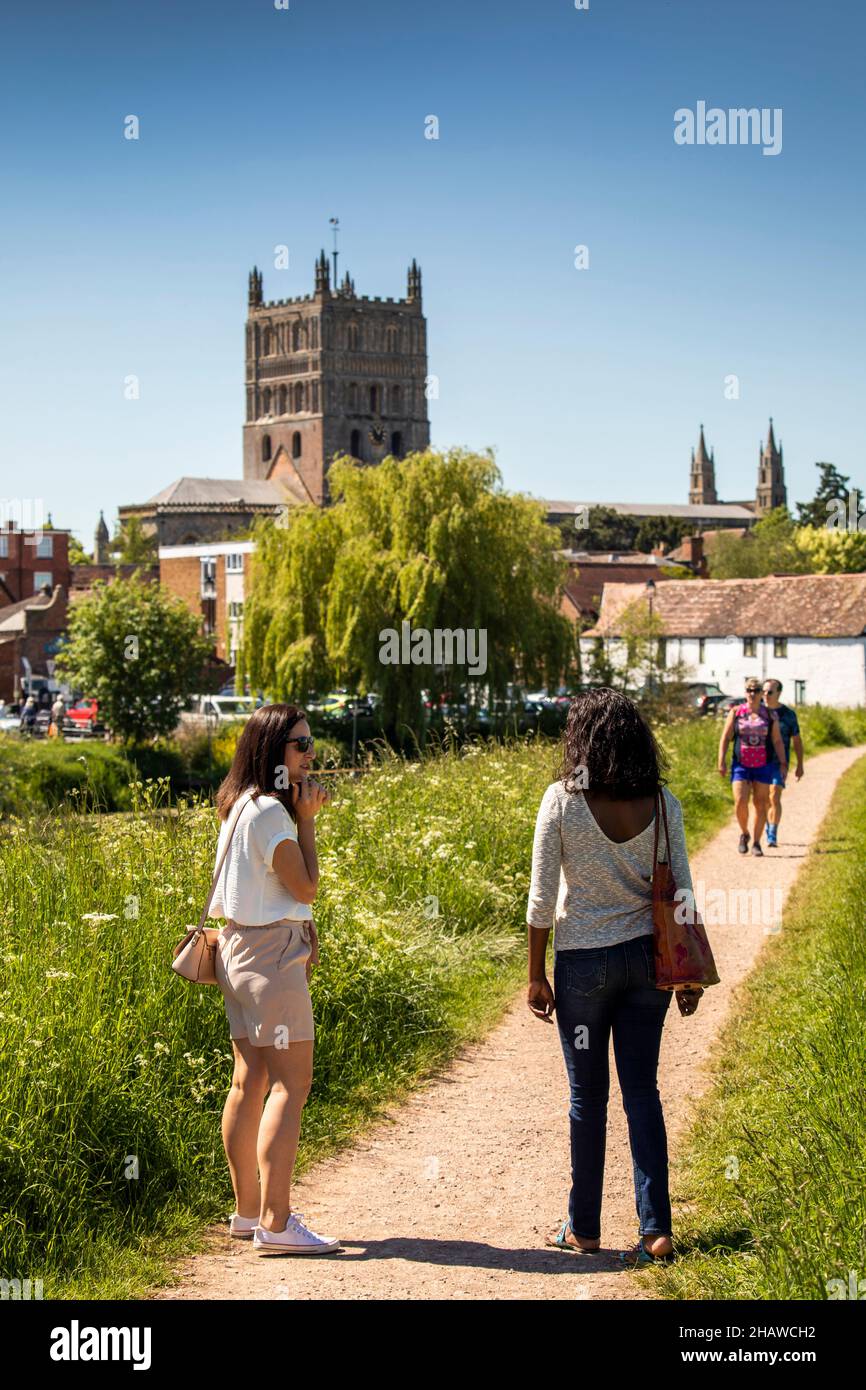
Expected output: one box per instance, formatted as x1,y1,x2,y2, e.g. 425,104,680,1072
159,540,252,665
0,525,72,607
0,585,68,703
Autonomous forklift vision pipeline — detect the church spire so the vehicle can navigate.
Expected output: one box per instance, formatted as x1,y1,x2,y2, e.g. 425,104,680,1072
689,424,717,505
248,266,263,308
407,258,422,303
314,249,331,296
756,416,786,514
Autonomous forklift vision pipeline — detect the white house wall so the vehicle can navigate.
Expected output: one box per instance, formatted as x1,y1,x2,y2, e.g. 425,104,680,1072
580,635,866,706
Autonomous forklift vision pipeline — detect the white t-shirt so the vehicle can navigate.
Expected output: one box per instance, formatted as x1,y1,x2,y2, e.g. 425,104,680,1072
208,791,310,926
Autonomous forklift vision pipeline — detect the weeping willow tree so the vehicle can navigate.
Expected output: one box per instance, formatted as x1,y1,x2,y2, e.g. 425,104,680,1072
240,448,572,739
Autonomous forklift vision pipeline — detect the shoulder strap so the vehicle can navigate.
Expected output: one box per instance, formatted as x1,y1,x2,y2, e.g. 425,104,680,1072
197,791,253,931
653,788,672,868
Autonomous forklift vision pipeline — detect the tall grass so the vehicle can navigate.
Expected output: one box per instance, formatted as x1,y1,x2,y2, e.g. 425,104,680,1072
0,713,861,1298
640,752,866,1300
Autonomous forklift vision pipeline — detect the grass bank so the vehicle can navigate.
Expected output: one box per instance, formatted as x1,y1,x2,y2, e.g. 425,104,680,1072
641,750,866,1300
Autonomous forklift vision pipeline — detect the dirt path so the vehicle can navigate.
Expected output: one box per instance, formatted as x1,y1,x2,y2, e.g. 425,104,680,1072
153,745,864,1301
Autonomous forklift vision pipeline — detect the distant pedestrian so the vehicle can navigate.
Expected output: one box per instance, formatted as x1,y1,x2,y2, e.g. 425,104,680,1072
49,695,66,740
761,679,804,847
718,677,787,856
19,695,37,735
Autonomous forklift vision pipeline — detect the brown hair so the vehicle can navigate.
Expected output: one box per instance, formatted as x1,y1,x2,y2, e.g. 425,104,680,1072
215,703,307,822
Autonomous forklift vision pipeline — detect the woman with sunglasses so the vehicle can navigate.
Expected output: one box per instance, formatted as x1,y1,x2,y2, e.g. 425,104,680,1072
208,703,340,1254
717,677,787,856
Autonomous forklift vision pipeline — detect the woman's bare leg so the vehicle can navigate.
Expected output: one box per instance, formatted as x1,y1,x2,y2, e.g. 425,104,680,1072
221,1038,269,1218
257,1041,314,1231
752,782,770,842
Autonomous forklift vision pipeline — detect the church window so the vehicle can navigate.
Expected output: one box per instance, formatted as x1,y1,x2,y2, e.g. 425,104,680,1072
348,321,360,350
292,321,301,352
277,385,288,415
262,434,272,463
312,381,319,411
370,384,379,414
390,384,401,414
292,432,302,459
350,429,362,459
386,325,398,352
311,318,319,348
262,388,272,415
348,382,358,411
391,431,403,458
263,326,272,355
294,382,305,412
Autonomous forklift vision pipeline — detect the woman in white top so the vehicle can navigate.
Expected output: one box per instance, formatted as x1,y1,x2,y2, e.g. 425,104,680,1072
209,702,340,1255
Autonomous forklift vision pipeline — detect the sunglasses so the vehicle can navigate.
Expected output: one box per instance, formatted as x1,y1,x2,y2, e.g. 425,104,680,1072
745,686,761,694
286,735,315,752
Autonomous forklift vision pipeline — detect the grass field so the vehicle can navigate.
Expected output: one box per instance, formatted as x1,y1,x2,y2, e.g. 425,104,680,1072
639,751,866,1300
0,708,863,1298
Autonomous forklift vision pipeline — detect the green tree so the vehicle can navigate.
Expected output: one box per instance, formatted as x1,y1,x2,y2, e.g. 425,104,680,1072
707,507,811,579
67,535,91,566
111,517,158,565
796,462,863,529
241,448,573,739
55,575,214,743
793,525,866,573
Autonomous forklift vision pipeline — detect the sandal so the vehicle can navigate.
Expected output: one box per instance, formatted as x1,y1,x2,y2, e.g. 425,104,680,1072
548,1220,600,1254
619,1233,675,1266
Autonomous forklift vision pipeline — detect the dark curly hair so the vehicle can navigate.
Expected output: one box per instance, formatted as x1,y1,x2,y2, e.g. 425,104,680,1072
557,687,667,798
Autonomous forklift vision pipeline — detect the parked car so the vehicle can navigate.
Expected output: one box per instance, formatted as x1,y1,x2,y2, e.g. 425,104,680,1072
180,694,258,727
66,698,101,732
684,682,737,715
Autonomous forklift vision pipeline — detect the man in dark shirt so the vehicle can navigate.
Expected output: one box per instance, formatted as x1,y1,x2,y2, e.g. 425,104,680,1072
762,678,804,847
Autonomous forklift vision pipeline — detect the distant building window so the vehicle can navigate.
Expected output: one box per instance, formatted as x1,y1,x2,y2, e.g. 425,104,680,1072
292,431,301,459
261,434,272,463
698,638,706,662
225,553,243,573
0,534,8,557
794,680,806,704
262,387,272,415
386,325,398,352
656,638,667,670
33,571,52,592
348,382,358,411
228,600,244,619
262,327,272,355
391,431,403,458
370,384,378,414
200,558,216,598
292,320,301,352
773,637,788,658
312,381,319,412
348,322,359,350
277,385,288,414
294,382,304,413
350,429,362,459
36,535,53,558
743,637,757,658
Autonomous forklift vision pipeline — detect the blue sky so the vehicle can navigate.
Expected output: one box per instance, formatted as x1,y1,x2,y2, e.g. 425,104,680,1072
1,0,863,545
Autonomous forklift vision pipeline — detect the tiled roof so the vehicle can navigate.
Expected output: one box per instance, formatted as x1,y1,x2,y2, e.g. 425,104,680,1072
544,499,757,522
141,478,289,508
585,573,866,639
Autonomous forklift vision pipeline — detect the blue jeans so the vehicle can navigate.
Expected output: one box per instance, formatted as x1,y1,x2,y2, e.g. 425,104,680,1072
553,933,672,1240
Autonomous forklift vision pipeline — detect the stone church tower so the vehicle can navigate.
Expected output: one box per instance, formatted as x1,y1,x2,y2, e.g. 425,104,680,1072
243,254,430,505
688,425,718,505
755,418,787,514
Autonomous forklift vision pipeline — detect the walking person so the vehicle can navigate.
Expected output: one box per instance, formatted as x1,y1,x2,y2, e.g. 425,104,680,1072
527,688,701,1266
761,679,804,847
717,678,787,856
208,703,340,1255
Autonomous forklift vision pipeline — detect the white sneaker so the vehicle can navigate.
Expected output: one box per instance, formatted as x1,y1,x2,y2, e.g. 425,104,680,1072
229,1212,259,1240
253,1211,341,1256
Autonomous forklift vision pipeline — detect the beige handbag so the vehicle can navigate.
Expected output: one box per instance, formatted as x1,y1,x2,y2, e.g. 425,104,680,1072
171,793,251,985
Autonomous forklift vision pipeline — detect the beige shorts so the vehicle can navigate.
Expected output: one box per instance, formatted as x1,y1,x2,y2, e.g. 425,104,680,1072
215,920,315,1047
